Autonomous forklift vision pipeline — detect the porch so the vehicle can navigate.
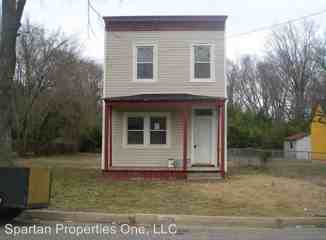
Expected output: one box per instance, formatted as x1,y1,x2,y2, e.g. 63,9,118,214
102,94,226,180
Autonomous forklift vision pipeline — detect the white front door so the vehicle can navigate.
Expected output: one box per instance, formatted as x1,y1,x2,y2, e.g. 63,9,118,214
193,109,213,165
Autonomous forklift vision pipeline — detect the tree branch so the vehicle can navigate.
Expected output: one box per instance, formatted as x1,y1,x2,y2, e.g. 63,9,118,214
16,0,27,30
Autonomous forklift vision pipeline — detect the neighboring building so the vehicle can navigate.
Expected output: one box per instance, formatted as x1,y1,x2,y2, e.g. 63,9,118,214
284,133,311,160
284,105,326,161
311,105,326,161
101,15,228,180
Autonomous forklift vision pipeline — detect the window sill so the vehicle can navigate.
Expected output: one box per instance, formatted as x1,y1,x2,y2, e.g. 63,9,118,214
189,79,216,83
132,79,157,83
122,144,170,149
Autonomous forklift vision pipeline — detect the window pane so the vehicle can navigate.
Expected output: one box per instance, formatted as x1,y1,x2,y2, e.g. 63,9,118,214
195,109,213,116
150,132,166,144
195,63,210,78
137,47,153,62
137,63,153,79
128,131,144,144
150,117,166,130
128,117,144,130
194,45,210,62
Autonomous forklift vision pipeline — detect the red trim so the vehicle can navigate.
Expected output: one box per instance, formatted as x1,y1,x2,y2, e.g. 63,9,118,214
103,15,228,22
108,104,113,168
182,111,188,171
102,170,187,181
103,16,227,32
105,167,184,171
220,104,225,178
216,104,220,169
104,102,109,170
107,100,224,109
103,167,220,172
105,22,225,32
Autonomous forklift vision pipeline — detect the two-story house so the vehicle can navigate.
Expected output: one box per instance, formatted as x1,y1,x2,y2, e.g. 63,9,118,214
102,15,227,180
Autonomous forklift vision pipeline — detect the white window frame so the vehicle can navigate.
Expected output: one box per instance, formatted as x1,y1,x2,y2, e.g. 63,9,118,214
133,43,158,82
190,43,215,82
123,112,170,148
125,115,145,146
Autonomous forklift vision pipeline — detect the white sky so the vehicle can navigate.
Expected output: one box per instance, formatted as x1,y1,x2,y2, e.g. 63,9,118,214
23,0,326,62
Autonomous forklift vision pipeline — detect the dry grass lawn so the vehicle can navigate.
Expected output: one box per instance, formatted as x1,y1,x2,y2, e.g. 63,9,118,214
18,154,326,217
18,153,101,169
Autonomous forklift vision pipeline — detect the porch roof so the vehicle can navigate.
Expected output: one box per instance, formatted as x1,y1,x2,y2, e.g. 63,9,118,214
105,94,226,102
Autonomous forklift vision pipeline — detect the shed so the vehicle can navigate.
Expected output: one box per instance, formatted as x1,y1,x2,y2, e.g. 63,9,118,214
284,133,311,160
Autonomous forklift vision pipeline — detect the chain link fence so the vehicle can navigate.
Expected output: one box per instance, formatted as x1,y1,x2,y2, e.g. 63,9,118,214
228,148,326,168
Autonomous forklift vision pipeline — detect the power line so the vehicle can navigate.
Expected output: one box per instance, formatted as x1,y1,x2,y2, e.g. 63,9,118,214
86,0,105,38
85,3,326,41
227,8,326,39
88,0,104,24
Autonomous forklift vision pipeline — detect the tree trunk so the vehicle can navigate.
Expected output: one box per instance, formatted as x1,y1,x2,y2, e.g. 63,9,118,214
0,0,26,165
294,87,306,121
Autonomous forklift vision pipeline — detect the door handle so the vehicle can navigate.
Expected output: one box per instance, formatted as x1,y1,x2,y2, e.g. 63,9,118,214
194,144,197,149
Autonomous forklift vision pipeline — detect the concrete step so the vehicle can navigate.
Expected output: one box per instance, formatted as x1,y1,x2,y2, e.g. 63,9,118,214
187,172,222,181
189,167,220,171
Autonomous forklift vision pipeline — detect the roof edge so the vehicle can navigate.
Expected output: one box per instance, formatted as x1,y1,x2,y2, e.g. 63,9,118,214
103,15,227,32
103,15,228,22
103,94,227,102
285,132,310,141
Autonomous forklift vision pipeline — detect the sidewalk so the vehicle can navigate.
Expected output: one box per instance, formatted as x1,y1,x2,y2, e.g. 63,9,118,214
18,209,326,228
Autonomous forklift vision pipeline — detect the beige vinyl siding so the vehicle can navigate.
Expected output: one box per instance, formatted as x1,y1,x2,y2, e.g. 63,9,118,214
111,109,194,167
104,31,225,98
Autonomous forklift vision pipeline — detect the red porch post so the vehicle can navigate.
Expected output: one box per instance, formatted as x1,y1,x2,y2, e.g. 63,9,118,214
104,101,109,170
108,103,113,168
220,102,225,178
104,101,112,170
182,110,188,171
216,103,220,170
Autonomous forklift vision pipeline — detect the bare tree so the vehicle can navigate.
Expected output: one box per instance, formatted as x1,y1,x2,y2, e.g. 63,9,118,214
267,21,320,121
257,61,290,121
0,0,104,162
311,32,326,109
235,56,269,114
226,59,239,106
315,32,326,71
12,22,102,155
13,22,72,154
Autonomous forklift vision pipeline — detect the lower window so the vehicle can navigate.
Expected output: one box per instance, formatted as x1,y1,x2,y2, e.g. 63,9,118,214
127,117,144,144
150,117,167,144
126,114,168,146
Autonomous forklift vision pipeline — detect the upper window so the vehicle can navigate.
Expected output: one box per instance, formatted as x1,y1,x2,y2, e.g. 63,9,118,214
191,44,214,81
134,45,157,81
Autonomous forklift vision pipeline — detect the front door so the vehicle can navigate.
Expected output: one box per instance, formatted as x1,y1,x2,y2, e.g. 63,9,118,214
193,109,213,165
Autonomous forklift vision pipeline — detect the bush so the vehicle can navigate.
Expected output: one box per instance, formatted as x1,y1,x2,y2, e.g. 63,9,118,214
227,106,309,149
79,126,101,153
259,151,272,167
34,138,78,155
